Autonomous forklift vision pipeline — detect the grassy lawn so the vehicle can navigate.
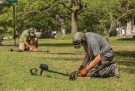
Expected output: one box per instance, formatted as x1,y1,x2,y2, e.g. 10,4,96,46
0,37,135,91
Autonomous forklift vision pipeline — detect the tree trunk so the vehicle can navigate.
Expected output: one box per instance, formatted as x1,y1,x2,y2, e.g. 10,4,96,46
71,12,77,33
105,31,110,41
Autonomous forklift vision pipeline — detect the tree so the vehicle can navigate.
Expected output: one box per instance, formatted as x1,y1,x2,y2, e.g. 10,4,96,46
103,0,135,40
1,0,135,37
60,0,85,33
86,0,135,40
0,0,13,34
15,0,60,34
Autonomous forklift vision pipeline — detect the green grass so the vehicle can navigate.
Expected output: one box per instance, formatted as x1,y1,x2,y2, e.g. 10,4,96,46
0,37,135,91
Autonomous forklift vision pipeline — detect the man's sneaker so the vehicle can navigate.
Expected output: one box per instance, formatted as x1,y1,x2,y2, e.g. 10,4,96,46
113,62,120,78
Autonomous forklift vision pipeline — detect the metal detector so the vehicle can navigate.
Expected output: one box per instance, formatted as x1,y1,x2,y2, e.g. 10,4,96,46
9,49,50,53
30,64,79,81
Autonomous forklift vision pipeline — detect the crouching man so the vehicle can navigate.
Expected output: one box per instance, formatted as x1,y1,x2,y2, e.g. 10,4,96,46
73,32,120,78
18,28,38,51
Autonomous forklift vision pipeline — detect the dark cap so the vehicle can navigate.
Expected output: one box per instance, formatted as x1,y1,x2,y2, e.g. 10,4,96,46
29,28,35,36
72,32,84,48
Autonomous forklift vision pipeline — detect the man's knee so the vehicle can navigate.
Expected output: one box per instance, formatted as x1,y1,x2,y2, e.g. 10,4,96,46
19,42,25,50
86,62,116,78
95,62,116,77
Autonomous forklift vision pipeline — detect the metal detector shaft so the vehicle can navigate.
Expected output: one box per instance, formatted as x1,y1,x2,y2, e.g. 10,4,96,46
47,70,70,76
46,70,79,80
22,50,49,53
10,49,49,53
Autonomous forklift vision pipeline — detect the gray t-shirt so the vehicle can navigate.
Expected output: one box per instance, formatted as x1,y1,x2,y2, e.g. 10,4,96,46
84,32,113,60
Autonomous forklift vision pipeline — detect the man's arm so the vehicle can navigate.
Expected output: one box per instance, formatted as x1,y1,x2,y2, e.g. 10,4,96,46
86,54,101,71
23,40,33,50
80,54,101,76
82,53,90,67
78,53,90,72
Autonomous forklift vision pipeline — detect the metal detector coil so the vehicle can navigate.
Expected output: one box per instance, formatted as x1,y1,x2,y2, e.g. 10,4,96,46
30,68,38,75
69,71,78,80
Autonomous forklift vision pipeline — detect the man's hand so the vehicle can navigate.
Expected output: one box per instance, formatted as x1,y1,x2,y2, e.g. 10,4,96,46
23,40,33,51
80,68,88,76
78,65,85,72
29,47,33,51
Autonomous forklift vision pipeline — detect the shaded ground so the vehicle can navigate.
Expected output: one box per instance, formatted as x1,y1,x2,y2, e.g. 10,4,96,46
117,37,135,41
39,43,73,47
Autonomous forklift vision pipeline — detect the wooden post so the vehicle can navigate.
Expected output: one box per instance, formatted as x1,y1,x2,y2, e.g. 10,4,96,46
13,4,16,45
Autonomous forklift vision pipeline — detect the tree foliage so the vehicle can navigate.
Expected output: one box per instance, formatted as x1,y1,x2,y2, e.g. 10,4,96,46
0,0,135,37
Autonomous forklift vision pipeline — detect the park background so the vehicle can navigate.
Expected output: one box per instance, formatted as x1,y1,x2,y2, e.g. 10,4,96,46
1,0,135,39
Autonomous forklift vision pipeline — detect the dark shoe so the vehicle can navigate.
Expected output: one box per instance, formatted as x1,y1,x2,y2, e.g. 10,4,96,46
113,63,120,78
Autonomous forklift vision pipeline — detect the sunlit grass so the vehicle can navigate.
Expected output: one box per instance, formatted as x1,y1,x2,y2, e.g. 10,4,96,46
0,37,135,91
